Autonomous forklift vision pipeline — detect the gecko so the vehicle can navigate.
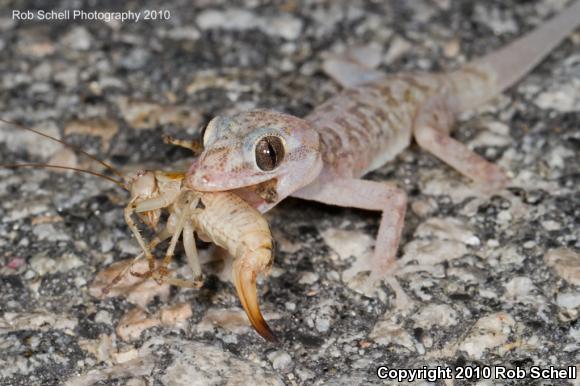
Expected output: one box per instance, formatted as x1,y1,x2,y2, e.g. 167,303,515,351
184,2,580,295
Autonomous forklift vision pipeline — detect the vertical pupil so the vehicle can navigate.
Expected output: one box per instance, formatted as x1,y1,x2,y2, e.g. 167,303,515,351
267,141,276,164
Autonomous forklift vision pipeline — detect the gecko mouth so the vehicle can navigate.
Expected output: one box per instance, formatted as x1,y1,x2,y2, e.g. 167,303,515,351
231,178,279,210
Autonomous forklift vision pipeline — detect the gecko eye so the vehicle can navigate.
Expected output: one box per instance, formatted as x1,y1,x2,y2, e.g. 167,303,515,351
255,136,284,171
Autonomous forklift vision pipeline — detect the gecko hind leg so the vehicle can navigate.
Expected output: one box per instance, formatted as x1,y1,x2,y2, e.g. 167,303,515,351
413,95,509,192
292,178,407,297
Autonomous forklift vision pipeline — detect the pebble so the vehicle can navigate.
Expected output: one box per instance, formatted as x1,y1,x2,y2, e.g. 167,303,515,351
443,39,460,58
64,118,119,152
29,253,83,275
498,246,527,266
535,82,580,112
94,310,112,325
305,300,335,334
415,217,480,246
196,9,303,40
384,36,412,63
544,248,580,285
159,303,193,327
0,312,77,334
48,147,78,169
503,276,537,302
412,304,458,328
61,26,93,50
0,120,62,158
298,271,319,285
556,292,580,309
117,98,203,131
475,5,518,34
410,197,439,217
470,130,511,148
267,350,293,371
116,308,160,342
320,228,373,261
161,339,284,386
541,220,562,231
458,312,515,360
89,258,170,308
400,239,468,266
32,223,70,242
369,317,415,351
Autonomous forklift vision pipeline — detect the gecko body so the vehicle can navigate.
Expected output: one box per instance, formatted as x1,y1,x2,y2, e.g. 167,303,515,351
187,2,580,294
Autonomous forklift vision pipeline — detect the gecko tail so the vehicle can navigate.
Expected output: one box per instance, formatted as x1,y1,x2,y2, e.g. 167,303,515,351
451,0,580,111
480,0,580,93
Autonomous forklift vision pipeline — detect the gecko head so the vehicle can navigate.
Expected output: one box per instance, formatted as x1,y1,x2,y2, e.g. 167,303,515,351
186,109,322,207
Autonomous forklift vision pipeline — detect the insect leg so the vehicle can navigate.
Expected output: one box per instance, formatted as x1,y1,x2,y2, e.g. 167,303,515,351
152,201,193,284
183,220,204,288
124,198,157,276
103,227,172,296
163,135,204,155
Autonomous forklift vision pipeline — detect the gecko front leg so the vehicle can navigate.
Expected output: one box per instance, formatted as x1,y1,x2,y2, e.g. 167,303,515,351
292,178,407,296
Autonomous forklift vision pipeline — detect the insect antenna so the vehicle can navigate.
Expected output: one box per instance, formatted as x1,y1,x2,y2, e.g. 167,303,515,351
0,163,126,189
0,117,125,181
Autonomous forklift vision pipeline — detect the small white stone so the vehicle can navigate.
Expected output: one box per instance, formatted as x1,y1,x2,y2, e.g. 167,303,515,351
400,239,467,266
316,316,331,333
410,198,439,217
570,327,580,342
267,350,293,371
475,5,518,34
196,9,302,40
370,317,415,351
295,366,315,382
0,121,61,159
470,131,511,148
415,217,480,246
261,14,303,40
32,223,70,242
94,310,112,325
61,26,92,50
299,272,319,285
459,312,515,359
497,210,512,223
556,292,580,309
320,228,373,261
384,36,412,63
544,248,580,286
413,304,458,328
160,338,284,385
30,253,83,275
500,247,526,265
535,82,580,112
542,220,561,231
503,277,536,302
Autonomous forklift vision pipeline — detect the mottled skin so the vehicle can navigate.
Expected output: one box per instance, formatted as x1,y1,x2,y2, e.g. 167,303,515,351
187,2,580,294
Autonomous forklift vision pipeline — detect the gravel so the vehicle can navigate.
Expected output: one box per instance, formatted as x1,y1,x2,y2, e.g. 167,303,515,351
1,0,579,385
